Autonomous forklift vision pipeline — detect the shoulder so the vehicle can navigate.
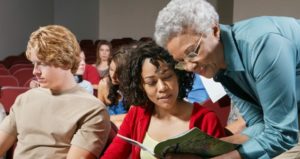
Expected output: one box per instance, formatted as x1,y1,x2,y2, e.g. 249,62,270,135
191,103,225,134
192,102,213,115
67,86,106,110
127,106,147,115
191,102,220,121
7,88,51,111
125,106,150,120
18,87,50,99
118,106,150,135
232,16,297,45
99,77,110,85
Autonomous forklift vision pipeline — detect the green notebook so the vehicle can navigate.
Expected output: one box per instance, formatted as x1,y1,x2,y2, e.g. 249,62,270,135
117,127,239,158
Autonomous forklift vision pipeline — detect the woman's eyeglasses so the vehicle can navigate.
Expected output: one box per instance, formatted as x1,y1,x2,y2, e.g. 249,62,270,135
175,35,202,70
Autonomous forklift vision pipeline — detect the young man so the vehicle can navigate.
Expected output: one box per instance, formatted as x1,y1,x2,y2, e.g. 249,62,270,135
0,25,110,159
155,0,300,158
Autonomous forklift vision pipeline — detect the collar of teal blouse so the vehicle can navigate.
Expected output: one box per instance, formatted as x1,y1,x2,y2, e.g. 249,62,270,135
220,24,245,73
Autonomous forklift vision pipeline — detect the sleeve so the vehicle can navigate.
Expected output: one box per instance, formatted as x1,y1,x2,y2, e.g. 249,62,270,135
71,104,111,157
199,112,226,138
193,103,225,138
227,92,264,138
0,96,21,136
100,107,135,159
0,104,6,122
237,34,299,158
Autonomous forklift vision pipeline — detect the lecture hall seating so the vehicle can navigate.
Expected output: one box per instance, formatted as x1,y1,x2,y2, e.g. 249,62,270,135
0,75,19,87
9,63,33,75
0,68,10,75
12,68,34,87
0,86,29,114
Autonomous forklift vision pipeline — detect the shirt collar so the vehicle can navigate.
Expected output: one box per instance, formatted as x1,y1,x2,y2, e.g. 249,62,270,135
220,24,245,72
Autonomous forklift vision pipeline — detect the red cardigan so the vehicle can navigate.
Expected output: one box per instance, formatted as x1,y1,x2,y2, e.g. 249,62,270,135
101,103,225,159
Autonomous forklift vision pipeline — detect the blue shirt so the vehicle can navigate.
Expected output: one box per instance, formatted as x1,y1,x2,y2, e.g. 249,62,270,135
221,16,300,158
108,99,127,115
187,74,209,104
74,76,94,94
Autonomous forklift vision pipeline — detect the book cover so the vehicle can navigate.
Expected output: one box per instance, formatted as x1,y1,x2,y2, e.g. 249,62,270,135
117,127,239,158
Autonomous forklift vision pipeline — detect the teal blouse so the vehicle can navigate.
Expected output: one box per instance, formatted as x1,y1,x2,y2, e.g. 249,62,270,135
220,16,300,159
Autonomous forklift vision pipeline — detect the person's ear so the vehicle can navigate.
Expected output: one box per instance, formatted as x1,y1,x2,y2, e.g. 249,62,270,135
212,25,221,40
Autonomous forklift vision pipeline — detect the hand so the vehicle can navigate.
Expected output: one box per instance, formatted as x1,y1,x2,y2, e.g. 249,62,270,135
225,117,246,134
97,77,111,105
220,134,249,144
29,80,39,88
165,154,203,159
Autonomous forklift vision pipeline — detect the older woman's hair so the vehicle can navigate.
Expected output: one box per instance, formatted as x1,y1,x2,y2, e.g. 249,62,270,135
95,40,112,66
123,41,194,109
26,25,80,74
154,0,219,47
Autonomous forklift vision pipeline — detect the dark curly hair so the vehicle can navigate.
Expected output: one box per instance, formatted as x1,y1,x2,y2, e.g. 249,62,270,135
107,44,134,110
122,41,194,109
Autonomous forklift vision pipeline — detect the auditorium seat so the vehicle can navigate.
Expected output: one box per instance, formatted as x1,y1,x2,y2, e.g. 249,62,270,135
11,59,31,66
12,68,34,86
0,86,29,114
0,63,6,69
80,39,94,48
0,68,10,75
85,56,96,64
23,77,35,88
95,39,105,46
9,63,33,74
2,56,18,68
99,121,118,157
0,75,19,87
